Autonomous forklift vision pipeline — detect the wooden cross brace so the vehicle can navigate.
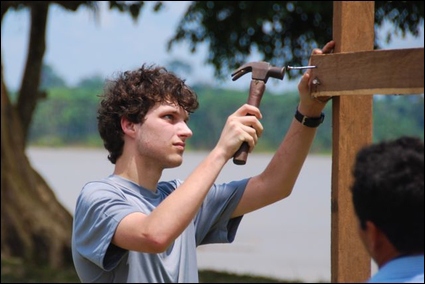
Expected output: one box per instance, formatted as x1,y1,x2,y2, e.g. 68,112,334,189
310,47,424,97
303,2,424,283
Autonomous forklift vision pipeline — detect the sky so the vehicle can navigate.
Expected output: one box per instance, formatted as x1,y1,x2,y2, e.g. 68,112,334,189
2,1,424,93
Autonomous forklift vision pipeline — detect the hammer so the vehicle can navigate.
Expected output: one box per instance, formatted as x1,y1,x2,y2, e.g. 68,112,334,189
231,61,316,165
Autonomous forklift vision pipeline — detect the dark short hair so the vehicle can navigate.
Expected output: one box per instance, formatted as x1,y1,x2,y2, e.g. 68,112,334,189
97,64,199,164
350,136,424,254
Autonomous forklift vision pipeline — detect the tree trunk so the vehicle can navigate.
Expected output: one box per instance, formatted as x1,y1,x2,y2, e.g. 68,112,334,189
1,4,74,269
1,72,74,268
17,3,48,144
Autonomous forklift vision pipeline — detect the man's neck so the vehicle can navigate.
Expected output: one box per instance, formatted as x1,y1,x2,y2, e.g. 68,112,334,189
114,154,162,192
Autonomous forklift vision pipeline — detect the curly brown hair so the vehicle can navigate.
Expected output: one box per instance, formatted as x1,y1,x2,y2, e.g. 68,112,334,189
97,64,199,164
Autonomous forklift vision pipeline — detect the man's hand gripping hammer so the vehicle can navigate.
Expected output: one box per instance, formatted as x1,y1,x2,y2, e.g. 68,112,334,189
231,61,316,165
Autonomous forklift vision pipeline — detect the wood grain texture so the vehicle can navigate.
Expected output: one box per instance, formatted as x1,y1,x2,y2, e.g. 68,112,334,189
310,48,424,97
330,2,374,283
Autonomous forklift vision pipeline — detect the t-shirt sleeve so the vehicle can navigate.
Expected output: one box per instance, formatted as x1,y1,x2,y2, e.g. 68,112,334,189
194,178,250,245
72,181,139,270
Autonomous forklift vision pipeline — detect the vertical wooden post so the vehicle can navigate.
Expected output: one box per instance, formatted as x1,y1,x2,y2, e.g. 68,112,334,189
331,2,374,282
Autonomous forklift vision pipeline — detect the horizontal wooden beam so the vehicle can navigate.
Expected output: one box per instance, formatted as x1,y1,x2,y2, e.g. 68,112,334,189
310,48,424,97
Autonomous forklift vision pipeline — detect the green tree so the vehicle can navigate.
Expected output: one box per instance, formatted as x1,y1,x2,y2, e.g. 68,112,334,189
168,1,424,79
76,74,105,89
166,59,193,79
1,0,423,274
41,63,68,89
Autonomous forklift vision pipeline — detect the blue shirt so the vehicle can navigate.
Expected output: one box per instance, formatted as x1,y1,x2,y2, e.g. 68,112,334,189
72,175,249,283
368,254,424,283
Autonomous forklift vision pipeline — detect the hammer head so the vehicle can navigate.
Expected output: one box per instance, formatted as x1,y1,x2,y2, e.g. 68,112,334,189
231,61,285,83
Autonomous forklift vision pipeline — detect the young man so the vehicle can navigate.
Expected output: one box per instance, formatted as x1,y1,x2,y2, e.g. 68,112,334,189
72,40,335,283
350,136,424,283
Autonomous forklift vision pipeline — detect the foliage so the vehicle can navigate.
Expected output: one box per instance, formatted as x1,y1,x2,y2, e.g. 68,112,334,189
1,258,79,283
168,1,424,79
41,64,68,89
29,87,102,146
373,95,424,141
198,269,305,283
28,86,424,151
1,259,309,283
76,74,105,89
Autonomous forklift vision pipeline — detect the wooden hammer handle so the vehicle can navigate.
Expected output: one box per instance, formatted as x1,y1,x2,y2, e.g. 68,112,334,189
233,80,266,165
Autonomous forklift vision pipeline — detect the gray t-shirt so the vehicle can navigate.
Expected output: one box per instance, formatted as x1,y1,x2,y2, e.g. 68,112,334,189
72,174,248,283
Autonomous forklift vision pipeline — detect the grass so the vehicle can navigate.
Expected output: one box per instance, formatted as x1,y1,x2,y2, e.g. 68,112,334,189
199,269,304,283
1,259,312,283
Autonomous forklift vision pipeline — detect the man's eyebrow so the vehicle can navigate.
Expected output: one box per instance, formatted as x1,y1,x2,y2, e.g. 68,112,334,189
162,106,190,120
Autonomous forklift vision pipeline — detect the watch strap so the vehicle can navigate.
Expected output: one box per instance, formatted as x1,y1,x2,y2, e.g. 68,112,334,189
294,108,325,128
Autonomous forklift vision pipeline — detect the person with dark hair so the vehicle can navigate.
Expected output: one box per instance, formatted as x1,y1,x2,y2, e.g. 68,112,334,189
350,136,424,283
71,40,335,283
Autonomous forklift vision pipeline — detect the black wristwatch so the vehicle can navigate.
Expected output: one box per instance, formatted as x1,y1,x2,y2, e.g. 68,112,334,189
294,108,325,128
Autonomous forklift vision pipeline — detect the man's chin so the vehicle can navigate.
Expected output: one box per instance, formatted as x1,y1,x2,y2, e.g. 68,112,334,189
165,158,183,168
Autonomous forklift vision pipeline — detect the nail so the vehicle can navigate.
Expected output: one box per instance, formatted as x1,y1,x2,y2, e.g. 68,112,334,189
312,78,321,85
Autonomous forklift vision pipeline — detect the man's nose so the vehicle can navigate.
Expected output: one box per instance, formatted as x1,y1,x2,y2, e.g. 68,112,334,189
179,122,193,138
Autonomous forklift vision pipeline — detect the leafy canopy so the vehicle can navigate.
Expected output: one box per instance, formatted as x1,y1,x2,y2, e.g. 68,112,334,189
167,1,424,79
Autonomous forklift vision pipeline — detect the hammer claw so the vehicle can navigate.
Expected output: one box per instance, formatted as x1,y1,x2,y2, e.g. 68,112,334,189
231,70,246,81
231,64,252,81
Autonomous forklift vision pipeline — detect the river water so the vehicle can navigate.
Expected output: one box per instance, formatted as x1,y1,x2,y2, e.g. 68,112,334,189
27,147,336,282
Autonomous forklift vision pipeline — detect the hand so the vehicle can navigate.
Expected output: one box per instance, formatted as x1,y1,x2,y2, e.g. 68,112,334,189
215,104,263,160
297,40,335,117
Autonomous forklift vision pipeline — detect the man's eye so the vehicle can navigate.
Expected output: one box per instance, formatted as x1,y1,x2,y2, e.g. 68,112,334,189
164,114,174,120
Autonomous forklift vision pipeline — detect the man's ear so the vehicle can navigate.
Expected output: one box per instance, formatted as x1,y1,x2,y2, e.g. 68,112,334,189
364,220,390,254
121,117,137,138
363,220,399,267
